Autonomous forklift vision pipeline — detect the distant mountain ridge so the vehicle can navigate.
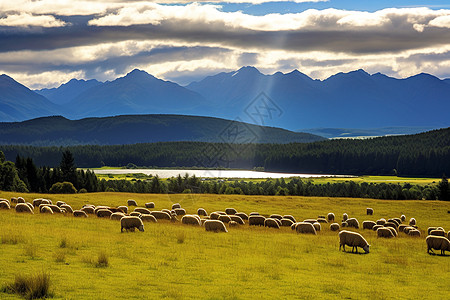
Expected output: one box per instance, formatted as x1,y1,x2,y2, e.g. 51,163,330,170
0,67,449,131
0,114,325,146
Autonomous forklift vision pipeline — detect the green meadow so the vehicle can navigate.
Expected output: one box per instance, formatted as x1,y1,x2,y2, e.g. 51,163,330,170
0,191,449,299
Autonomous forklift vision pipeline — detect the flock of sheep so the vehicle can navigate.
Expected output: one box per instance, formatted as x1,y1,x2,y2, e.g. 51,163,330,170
1,197,450,256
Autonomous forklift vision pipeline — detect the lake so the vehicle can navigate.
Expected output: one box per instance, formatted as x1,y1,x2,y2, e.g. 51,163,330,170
92,169,353,179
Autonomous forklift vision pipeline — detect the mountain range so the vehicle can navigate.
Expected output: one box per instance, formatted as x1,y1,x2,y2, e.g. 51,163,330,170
0,67,449,131
0,115,324,146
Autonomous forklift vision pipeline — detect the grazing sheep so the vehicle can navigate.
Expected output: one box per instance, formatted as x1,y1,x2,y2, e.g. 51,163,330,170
386,227,398,237
295,222,317,235
56,201,65,207
269,214,283,220
264,218,280,229
218,215,232,224
363,221,376,230
398,224,408,233
210,212,220,220
130,212,142,218
60,204,73,214
174,208,186,216
317,218,328,224
225,208,237,215
401,215,406,222
291,222,298,230
377,227,395,238
172,203,181,209
15,203,33,214
249,215,266,226
409,218,416,226
384,222,398,231
182,215,201,226
0,201,11,209
151,211,172,220
403,226,415,234
230,215,245,225
346,218,359,229
134,207,151,214
229,221,239,227
393,218,402,225
120,216,144,232
107,207,122,213
127,199,138,206
25,202,33,210
342,213,348,222
236,212,249,220
110,212,125,220
197,208,208,216
162,209,171,214
408,229,421,237
97,209,113,218
204,220,228,233
427,227,438,235
40,206,53,214
426,236,450,255
327,213,335,222
73,210,88,218
372,225,383,231
81,206,95,214
313,222,321,232
448,231,450,239
339,230,370,254
330,223,340,231
17,197,25,204
141,214,158,223
366,208,373,215
145,202,155,209
10,197,18,203
303,219,317,224
32,198,43,207
341,221,348,228
116,206,128,214
388,219,400,226
283,215,296,223
280,218,294,227
249,212,259,216
430,230,446,237
376,218,386,225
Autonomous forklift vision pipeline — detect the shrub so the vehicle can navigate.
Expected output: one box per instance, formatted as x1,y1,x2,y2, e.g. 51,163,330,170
78,188,87,193
49,182,77,194
4,272,51,300
96,251,109,268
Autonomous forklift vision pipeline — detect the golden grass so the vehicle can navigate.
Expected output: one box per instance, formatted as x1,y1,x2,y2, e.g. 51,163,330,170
0,191,449,299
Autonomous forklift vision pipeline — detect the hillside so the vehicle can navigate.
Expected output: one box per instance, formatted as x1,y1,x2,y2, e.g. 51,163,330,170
0,114,324,146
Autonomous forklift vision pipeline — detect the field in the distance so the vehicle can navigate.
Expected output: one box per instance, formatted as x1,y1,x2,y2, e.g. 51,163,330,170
1,192,449,299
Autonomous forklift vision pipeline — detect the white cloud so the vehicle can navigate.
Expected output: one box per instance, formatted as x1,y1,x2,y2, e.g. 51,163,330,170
428,15,450,28
0,69,85,89
0,13,67,27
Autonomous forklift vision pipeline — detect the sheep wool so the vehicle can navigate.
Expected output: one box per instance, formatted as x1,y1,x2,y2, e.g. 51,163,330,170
120,216,144,232
249,212,259,216
172,203,181,209
73,210,88,218
363,221,376,230
229,221,238,227
97,209,113,218
330,223,340,231
408,229,421,237
134,207,151,215
0,201,10,209
204,220,228,233
15,203,33,214
249,215,266,226
264,218,280,229
366,208,373,215
312,222,321,232
303,219,317,224
130,212,142,218
295,222,317,235
398,224,408,233
116,206,128,214
403,226,415,234
317,218,328,224
376,218,386,225
280,218,294,227
372,225,383,231
127,199,138,206
174,208,186,216
386,227,398,237
210,212,220,220
339,230,370,253
145,202,155,209
60,204,73,214
110,212,125,220
346,218,359,229
327,213,335,222
236,212,249,220
197,208,208,216
141,214,158,223
225,208,237,215
401,215,406,222
409,218,416,226
182,215,201,226
269,214,283,220
81,206,95,214
40,206,53,214
342,213,349,221
429,230,446,237
283,215,296,223
426,236,450,255
151,211,172,220
230,215,245,225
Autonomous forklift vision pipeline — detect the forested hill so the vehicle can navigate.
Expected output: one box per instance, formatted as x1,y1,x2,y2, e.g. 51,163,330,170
0,115,324,145
1,127,449,177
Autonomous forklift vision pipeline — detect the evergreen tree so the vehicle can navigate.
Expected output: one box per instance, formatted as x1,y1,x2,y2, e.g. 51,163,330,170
60,150,77,186
438,174,450,201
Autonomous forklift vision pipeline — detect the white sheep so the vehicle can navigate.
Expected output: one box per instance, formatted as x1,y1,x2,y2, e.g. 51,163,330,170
295,222,317,235
120,216,144,232
426,235,450,255
339,230,370,254
204,220,227,233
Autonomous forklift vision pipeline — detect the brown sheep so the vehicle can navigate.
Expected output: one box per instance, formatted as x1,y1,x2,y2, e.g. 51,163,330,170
341,221,348,228
17,197,25,204
426,236,450,255
229,221,239,227
134,207,151,214
342,213,348,222
151,211,172,220
296,222,317,235
110,212,125,220
362,221,376,230
97,209,113,218
317,218,328,224
372,225,383,231
249,212,259,216
366,208,373,215
303,219,317,224
398,224,408,233
249,215,266,226
81,206,95,214
403,226,415,234
10,197,18,203
32,198,43,207
313,222,321,232
0,201,11,210
15,203,33,214
280,218,294,227
408,229,421,237
141,214,158,223
182,215,201,226
197,208,208,216
121,216,144,232
388,219,400,226
204,220,227,233
161,209,171,214
40,206,53,214
384,222,398,230
218,215,232,224
401,215,406,222
283,215,296,223
130,212,142,218
236,212,249,220
339,230,370,253
225,208,237,215
25,202,33,210
60,204,73,214
430,230,446,237
393,218,402,225
346,218,359,229
269,214,283,220
145,202,155,209
327,213,335,222
73,210,88,217
409,218,416,226
330,223,340,231
56,201,65,207
376,218,386,225
174,208,186,216
386,227,398,237
127,199,138,206
118,206,128,214
264,218,280,229
230,215,245,225
171,203,181,209
210,212,220,220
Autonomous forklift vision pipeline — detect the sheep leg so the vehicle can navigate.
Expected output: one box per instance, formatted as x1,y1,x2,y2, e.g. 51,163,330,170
121,226,124,233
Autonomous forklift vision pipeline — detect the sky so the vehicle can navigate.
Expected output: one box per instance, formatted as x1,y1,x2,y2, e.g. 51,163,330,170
2,0,450,89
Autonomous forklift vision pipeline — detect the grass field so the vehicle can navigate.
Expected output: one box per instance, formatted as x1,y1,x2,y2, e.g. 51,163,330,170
0,191,449,299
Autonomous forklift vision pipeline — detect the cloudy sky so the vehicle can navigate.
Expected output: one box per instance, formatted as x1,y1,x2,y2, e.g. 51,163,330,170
2,0,450,89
